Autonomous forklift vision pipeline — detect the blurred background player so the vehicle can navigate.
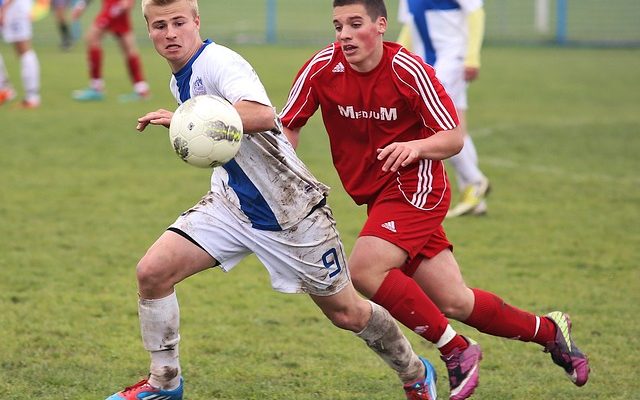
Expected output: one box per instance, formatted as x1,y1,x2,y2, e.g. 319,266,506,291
52,0,81,50
0,52,15,104
71,0,149,101
398,0,489,217
0,0,41,108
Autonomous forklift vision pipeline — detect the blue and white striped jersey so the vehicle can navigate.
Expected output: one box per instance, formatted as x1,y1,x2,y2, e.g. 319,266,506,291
170,40,329,231
398,0,482,65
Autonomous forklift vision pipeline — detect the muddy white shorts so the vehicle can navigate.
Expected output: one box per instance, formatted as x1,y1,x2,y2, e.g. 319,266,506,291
169,192,350,296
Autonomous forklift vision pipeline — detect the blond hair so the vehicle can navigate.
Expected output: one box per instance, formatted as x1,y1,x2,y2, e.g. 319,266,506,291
141,0,199,18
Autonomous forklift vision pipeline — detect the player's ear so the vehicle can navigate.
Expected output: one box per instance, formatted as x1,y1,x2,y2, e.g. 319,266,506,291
377,16,387,35
194,14,200,30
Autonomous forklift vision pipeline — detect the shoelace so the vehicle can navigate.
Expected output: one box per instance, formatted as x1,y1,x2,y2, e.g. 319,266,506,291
122,379,151,394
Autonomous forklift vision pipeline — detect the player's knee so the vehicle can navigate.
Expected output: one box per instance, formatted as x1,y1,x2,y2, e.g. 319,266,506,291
347,261,369,291
348,262,394,299
323,301,370,332
438,296,473,320
136,257,173,294
326,309,360,331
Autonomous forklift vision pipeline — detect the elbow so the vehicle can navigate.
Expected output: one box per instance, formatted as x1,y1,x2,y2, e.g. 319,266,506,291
453,140,464,155
450,126,465,155
451,135,465,155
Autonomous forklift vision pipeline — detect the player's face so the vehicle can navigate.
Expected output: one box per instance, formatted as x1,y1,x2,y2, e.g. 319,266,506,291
333,4,387,73
145,0,202,72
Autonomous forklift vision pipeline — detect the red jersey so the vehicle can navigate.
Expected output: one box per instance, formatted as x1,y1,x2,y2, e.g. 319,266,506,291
281,41,459,209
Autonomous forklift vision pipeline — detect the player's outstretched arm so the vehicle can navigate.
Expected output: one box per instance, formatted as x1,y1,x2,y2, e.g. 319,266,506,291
136,109,173,132
233,100,275,134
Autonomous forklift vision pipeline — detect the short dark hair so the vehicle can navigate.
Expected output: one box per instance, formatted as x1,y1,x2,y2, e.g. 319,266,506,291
333,0,388,20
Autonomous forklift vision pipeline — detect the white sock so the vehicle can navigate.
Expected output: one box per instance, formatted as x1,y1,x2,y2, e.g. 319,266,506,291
356,301,424,384
0,54,10,88
139,291,182,390
90,78,104,91
20,50,40,103
134,81,149,95
435,324,457,349
449,135,484,189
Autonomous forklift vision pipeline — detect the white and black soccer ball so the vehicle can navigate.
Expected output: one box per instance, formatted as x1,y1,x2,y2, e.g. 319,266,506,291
169,95,243,168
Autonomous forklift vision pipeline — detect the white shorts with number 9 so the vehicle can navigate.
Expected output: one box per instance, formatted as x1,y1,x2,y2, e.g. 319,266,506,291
169,192,351,296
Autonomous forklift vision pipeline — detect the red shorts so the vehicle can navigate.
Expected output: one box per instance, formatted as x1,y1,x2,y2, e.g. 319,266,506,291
359,182,453,276
94,5,132,35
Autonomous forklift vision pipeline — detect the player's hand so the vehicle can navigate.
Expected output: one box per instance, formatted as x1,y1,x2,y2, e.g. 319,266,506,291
464,66,480,82
137,109,173,132
376,141,421,172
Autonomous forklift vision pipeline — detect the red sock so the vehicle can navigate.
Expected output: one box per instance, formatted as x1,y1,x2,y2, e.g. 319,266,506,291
465,288,556,346
127,55,144,84
371,269,467,356
88,46,102,80
439,332,469,355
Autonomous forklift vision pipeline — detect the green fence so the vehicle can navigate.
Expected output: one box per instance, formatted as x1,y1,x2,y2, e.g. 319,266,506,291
26,1,640,48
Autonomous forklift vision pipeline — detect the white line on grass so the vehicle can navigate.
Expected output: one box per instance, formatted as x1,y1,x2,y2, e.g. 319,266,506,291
482,157,640,186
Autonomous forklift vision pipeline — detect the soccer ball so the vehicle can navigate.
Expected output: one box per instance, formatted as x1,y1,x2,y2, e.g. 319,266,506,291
169,95,243,168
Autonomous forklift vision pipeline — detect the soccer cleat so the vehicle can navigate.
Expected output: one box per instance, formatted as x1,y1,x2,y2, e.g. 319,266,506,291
446,177,490,218
118,91,151,103
0,87,16,105
105,377,183,400
72,87,105,101
404,356,438,400
544,311,590,386
440,337,482,400
470,200,487,216
19,99,41,109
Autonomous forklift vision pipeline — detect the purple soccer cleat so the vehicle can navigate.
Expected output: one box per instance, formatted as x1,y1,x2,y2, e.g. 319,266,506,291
440,337,482,400
544,311,590,386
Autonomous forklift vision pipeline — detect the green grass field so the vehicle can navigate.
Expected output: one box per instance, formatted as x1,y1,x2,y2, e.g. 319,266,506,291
1,11,640,400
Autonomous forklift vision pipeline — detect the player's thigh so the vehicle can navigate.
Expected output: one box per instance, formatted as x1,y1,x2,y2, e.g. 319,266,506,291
412,249,474,318
353,194,449,289
309,282,370,331
168,196,252,274
86,22,106,45
109,13,132,39
253,206,351,296
349,236,409,297
351,235,407,271
140,230,216,284
116,30,138,55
